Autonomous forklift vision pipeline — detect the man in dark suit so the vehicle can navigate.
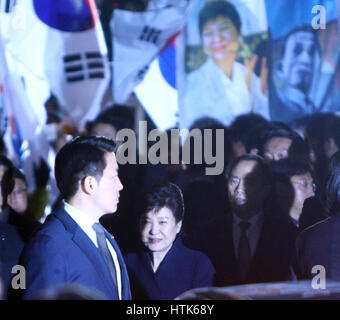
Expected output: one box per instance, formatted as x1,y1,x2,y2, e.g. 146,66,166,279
198,155,297,286
19,136,131,300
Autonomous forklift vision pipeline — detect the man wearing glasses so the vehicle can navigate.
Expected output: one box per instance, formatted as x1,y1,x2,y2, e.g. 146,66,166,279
271,159,316,228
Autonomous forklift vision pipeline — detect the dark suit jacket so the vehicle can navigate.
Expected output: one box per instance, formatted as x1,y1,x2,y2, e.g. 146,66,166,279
0,222,24,299
298,195,328,232
7,209,41,243
196,211,298,286
124,237,215,300
296,213,340,280
20,208,131,300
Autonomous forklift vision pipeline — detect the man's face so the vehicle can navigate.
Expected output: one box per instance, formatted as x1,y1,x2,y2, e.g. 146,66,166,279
290,172,315,213
7,178,28,214
281,31,317,92
202,16,239,62
263,137,292,161
228,160,268,216
93,152,123,216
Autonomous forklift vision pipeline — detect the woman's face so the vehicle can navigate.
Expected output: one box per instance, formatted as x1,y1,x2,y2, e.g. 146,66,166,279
202,16,240,62
140,206,182,254
7,178,28,214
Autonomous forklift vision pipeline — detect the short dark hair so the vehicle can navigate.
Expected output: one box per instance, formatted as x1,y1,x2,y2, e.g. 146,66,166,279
259,128,294,150
230,113,270,152
305,113,340,162
55,136,117,201
226,154,272,184
185,117,232,175
259,127,310,162
12,167,27,186
199,1,241,35
323,151,340,216
139,182,184,223
270,158,314,183
87,105,135,134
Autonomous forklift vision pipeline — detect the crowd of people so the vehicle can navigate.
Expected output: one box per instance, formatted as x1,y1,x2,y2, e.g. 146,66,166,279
1,104,340,300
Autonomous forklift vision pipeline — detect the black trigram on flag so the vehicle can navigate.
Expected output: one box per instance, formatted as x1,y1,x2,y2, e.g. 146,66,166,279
136,65,149,81
0,0,16,13
63,52,106,83
139,26,162,45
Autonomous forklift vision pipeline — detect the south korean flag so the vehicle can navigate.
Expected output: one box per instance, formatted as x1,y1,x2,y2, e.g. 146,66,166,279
7,0,110,129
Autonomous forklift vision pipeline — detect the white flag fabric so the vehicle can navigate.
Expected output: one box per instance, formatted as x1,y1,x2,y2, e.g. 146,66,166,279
6,0,110,129
134,51,179,131
0,32,51,191
112,1,195,106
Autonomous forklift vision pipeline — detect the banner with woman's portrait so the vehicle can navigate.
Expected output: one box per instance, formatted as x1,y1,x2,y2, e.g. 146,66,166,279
178,0,270,130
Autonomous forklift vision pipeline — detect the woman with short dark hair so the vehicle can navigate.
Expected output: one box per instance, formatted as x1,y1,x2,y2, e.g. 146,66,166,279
124,182,215,300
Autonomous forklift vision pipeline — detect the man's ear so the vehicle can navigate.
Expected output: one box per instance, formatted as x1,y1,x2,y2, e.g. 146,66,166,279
81,176,98,195
176,220,182,234
325,137,339,158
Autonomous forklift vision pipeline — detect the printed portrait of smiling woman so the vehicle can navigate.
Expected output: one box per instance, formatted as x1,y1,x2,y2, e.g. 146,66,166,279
124,182,215,300
180,0,269,130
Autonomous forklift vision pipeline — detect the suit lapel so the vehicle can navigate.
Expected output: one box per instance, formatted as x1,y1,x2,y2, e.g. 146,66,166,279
139,250,163,298
226,215,241,277
246,214,273,282
54,209,118,298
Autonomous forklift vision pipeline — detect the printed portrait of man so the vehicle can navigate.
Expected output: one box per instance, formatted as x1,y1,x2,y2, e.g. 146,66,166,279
271,26,321,123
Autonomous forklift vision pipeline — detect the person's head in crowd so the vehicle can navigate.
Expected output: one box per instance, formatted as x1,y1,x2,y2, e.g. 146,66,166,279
87,105,135,141
184,117,232,176
279,26,319,94
7,168,28,215
0,155,14,211
44,93,77,153
54,136,123,220
230,113,271,157
139,182,183,268
199,1,241,73
54,120,78,153
87,114,117,141
259,127,310,163
226,155,272,220
323,151,340,216
271,159,315,225
306,113,340,162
